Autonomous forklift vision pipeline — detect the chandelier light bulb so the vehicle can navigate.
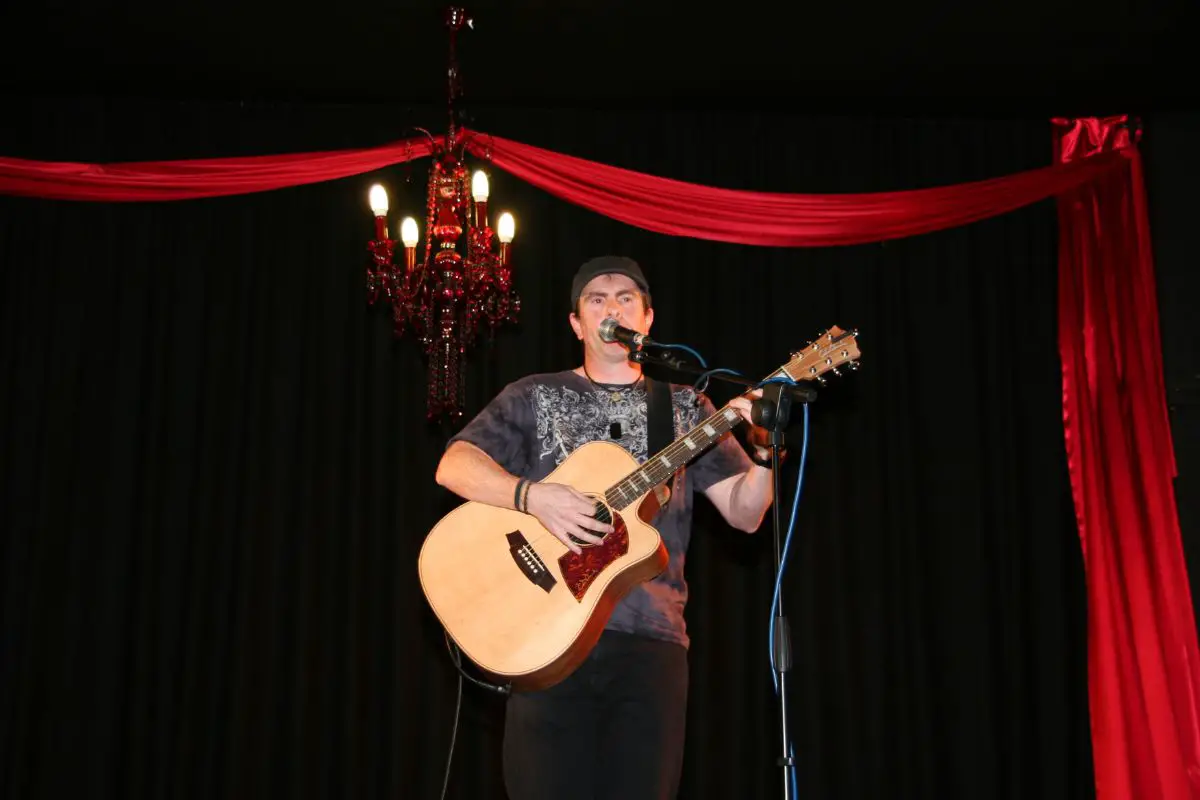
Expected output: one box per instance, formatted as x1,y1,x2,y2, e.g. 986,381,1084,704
472,170,490,202
497,212,515,243
369,184,389,216
400,217,420,247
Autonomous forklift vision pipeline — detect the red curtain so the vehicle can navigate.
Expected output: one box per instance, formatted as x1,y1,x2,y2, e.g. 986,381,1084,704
1055,116,1200,799
462,128,1127,246
0,137,434,201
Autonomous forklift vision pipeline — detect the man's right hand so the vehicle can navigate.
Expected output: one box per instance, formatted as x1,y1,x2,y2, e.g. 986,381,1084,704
524,482,613,554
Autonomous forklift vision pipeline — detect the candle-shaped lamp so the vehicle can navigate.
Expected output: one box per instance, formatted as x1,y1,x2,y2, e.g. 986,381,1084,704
471,170,489,228
400,217,419,272
497,212,514,266
369,184,389,240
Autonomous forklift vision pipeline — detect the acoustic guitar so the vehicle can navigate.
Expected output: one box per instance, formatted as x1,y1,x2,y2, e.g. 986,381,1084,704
418,327,861,691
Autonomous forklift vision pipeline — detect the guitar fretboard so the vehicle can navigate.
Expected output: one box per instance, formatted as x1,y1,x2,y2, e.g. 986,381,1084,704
603,402,747,511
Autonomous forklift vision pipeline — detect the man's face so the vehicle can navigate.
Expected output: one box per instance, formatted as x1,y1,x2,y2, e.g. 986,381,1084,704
569,273,654,365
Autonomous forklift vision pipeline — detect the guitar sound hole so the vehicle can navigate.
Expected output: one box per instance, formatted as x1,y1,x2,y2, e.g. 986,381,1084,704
568,496,613,548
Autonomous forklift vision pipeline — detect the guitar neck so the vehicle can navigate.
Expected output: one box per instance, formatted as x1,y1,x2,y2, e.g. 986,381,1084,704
603,370,787,511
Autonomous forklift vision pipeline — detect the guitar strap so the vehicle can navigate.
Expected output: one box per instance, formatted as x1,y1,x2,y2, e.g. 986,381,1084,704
645,377,674,512
645,376,673,458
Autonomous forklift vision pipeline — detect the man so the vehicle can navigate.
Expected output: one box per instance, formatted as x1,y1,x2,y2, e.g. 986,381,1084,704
434,255,777,799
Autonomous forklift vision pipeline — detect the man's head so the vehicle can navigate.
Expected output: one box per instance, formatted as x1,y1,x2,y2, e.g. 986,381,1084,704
569,255,651,314
568,256,654,366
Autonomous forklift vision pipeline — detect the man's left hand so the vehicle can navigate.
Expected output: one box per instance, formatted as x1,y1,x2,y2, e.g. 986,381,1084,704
727,389,772,463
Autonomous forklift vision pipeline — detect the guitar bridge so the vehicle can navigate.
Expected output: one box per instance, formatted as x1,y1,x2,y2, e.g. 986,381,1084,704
506,532,556,593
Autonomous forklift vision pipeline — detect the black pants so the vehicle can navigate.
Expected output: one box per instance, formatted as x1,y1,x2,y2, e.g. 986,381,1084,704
502,630,689,800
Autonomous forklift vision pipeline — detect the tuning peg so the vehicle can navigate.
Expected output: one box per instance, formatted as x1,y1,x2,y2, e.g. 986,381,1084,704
831,367,841,376
816,375,827,386
846,361,860,371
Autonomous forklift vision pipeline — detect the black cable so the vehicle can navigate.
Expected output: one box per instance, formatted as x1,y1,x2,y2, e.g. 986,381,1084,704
438,632,511,799
443,631,512,696
439,670,462,800
691,367,746,396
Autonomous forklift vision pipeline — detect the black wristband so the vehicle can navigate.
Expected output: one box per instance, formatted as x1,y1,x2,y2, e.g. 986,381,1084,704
514,478,528,511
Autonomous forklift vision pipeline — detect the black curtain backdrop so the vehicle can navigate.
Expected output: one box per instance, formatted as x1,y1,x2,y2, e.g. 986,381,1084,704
0,96,1095,800
1142,112,1200,611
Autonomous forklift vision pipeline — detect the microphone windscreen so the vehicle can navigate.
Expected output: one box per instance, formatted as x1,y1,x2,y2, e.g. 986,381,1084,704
598,318,619,343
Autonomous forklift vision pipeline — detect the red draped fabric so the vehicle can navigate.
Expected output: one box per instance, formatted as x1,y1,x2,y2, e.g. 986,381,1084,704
0,137,434,201
0,127,1127,241
461,128,1128,246
1055,116,1200,800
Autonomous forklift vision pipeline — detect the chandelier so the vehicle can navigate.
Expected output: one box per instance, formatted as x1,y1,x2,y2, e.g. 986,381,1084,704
365,7,520,423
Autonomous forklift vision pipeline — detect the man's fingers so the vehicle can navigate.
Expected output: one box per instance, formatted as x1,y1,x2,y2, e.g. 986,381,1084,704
569,519,607,542
575,514,613,535
552,530,583,554
555,527,601,553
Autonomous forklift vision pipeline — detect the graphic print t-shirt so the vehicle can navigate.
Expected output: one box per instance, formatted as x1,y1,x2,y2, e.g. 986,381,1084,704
447,370,752,648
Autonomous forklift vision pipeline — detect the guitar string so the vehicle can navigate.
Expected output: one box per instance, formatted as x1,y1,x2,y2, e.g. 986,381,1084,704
523,344,851,549
523,398,755,551
605,386,769,508
605,338,856,503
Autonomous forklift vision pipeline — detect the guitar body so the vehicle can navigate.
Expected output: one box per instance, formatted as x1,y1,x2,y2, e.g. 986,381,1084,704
418,441,669,693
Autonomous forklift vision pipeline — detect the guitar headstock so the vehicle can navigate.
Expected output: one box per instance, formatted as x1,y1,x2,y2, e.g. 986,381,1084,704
780,326,861,385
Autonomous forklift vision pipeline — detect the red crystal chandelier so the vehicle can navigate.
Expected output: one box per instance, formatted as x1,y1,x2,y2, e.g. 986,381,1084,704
365,7,519,422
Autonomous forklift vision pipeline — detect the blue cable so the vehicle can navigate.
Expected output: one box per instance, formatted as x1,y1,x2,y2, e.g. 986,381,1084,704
764,394,809,798
768,401,809,693
644,350,807,794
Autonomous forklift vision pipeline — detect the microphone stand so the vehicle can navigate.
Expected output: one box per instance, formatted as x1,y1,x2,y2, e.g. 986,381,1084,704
629,345,808,800
759,381,798,800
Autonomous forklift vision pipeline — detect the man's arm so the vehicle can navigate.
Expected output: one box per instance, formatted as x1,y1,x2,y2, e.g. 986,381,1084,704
434,440,610,554
704,465,774,533
435,440,524,509
697,390,775,533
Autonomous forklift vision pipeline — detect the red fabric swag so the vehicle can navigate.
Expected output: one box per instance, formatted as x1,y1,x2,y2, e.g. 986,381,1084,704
0,137,435,201
462,128,1129,247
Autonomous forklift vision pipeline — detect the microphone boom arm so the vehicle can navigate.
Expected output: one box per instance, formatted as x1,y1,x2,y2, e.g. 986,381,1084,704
627,348,817,403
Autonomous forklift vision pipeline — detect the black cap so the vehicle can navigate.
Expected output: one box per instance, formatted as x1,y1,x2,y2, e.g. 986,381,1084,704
570,256,651,309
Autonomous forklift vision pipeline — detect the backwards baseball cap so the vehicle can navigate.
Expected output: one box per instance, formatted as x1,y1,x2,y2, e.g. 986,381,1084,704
570,255,651,309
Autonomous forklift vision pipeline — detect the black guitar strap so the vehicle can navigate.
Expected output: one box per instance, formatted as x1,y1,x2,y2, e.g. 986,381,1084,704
644,376,676,515
645,376,674,466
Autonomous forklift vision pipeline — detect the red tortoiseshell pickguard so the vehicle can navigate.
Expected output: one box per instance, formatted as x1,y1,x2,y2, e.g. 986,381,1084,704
557,514,629,601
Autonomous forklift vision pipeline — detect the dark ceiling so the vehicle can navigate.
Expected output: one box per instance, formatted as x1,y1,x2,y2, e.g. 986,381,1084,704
0,0,1194,115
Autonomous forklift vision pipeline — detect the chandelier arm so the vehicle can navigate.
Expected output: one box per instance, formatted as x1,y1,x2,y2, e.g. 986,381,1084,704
410,127,440,151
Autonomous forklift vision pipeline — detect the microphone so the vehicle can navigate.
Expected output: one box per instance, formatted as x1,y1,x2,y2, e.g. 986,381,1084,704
598,317,656,347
